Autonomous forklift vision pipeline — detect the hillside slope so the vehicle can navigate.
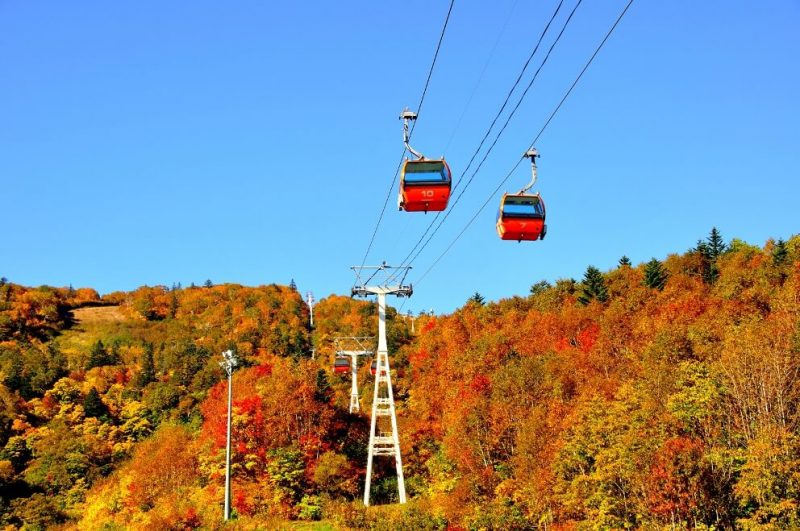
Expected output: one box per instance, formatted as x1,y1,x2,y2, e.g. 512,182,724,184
1,232,798,529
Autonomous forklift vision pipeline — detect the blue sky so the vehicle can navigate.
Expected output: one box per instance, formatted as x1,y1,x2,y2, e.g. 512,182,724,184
2,0,798,314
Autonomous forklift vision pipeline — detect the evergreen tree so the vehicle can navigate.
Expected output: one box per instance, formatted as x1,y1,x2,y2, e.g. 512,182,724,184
579,266,609,305
289,278,298,291
3,356,29,397
86,340,110,369
468,292,486,306
643,258,668,290
135,343,156,388
618,255,632,267
204,279,213,288
707,227,727,259
530,280,552,296
314,369,331,403
693,228,726,285
108,342,121,365
169,291,179,319
82,388,108,419
773,238,789,266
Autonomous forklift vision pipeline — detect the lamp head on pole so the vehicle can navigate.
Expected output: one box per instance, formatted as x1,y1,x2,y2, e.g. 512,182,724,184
220,349,238,375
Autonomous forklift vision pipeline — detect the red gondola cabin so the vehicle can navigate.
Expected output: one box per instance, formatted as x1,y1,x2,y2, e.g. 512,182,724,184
370,359,388,376
496,193,547,241
333,357,350,374
398,159,452,213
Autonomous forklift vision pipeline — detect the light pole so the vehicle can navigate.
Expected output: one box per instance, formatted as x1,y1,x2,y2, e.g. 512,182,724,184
407,310,415,333
219,349,238,521
306,291,315,328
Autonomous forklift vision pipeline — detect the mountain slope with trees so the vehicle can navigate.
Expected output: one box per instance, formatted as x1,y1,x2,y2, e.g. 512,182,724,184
0,230,798,529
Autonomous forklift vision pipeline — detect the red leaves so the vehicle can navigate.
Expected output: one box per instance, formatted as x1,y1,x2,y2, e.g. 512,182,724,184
555,337,571,352
253,364,272,377
179,507,201,529
646,437,707,520
470,374,491,394
576,324,600,353
233,490,252,516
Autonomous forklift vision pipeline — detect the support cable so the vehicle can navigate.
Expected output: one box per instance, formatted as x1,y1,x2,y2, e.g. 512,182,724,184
415,0,636,287
442,0,521,154
355,0,456,283
393,0,581,277
387,0,567,283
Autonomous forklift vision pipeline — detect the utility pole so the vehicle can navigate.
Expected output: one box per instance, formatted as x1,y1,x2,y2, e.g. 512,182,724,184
219,349,238,521
334,336,374,413
351,263,412,506
306,291,315,328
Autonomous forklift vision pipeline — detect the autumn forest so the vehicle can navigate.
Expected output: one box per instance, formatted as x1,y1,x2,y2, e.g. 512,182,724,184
1,230,799,529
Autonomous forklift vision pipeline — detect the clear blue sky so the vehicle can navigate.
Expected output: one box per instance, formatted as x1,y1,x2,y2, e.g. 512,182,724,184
2,0,798,314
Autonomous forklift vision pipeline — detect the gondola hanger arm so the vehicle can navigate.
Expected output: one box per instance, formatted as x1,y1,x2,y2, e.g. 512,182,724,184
518,148,540,194
400,107,424,160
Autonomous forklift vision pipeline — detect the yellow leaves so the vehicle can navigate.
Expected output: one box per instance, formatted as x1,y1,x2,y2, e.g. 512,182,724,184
0,459,14,482
10,417,31,433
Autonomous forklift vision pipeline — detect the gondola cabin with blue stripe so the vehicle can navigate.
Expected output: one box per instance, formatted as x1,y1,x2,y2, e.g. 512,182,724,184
496,192,547,241
398,158,452,212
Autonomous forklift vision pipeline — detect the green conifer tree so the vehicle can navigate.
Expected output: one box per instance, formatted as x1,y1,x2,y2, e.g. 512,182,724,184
468,292,486,306
694,228,726,285
169,291,179,319
618,256,632,267
82,387,107,419
135,343,156,389
773,238,788,266
579,266,609,305
314,369,331,403
643,258,668,290
530,280,552,296
108,342,121,365
707,227,727,259
86,340,109,369
3,356,29,397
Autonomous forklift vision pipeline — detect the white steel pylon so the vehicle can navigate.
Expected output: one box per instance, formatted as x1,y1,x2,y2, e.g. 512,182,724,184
351,263,412,506
334,336,373,413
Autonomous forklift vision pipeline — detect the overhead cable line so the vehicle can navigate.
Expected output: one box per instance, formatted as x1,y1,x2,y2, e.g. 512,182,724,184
388,0,568,282
415,0,636,287
442,0,521,155
393,0,581,277
453,0,566,194
355,0,456,282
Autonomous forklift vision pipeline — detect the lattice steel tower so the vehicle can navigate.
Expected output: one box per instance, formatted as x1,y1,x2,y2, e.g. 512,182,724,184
351,263,412,506
333,336,374,413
